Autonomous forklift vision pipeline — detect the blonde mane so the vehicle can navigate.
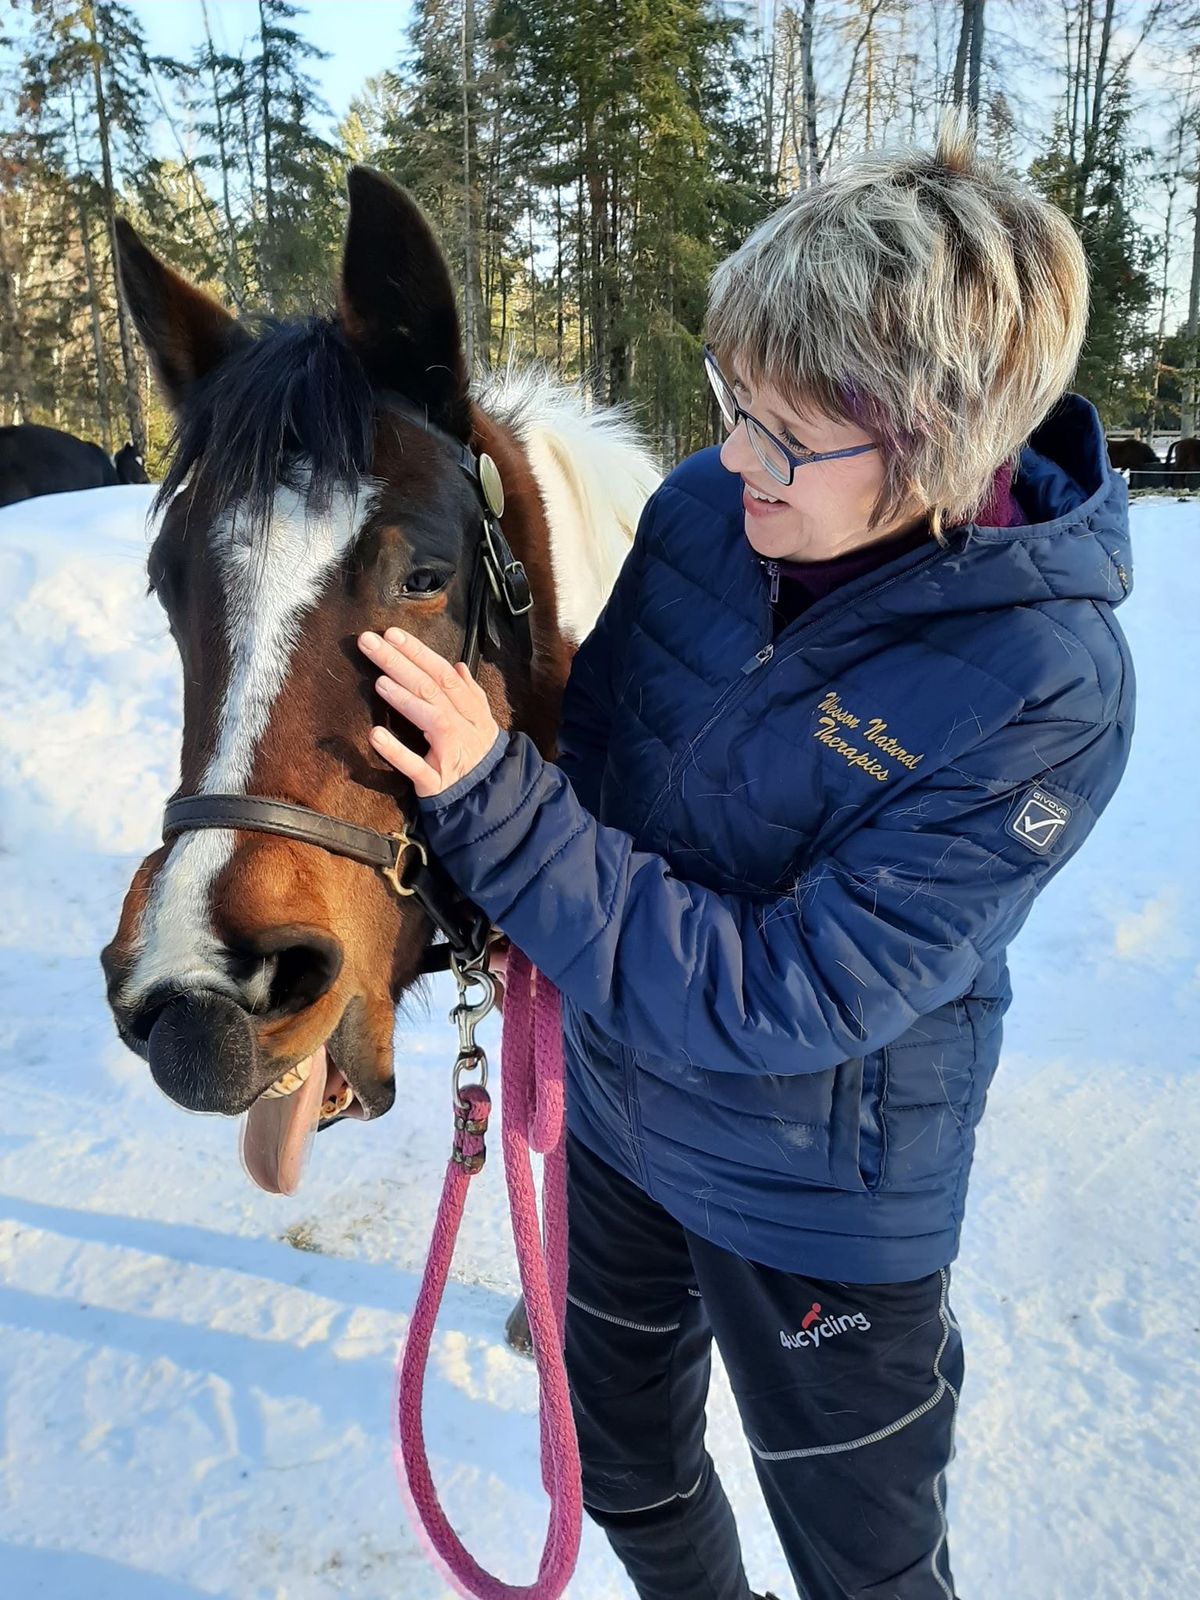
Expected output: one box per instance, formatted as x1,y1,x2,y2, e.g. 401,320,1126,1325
479,367,663,644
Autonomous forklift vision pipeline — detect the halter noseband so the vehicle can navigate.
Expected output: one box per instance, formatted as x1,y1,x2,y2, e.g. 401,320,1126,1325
160,398,533,974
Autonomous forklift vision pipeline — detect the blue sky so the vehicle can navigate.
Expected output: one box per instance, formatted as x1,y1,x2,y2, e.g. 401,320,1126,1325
129,0,412,134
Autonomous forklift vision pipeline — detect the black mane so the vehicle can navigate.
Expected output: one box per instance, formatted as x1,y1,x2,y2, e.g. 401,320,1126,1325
157,318,376,539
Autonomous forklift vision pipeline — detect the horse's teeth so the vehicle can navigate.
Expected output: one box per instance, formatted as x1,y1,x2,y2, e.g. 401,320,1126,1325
321,1085,353,1120
260,1057,314,1100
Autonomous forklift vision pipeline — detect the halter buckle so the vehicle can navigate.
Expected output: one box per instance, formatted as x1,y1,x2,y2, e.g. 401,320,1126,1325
483,516,534,617
382,826,429,897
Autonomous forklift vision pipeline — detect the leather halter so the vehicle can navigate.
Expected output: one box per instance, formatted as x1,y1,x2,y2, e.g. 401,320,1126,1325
160,398,534,974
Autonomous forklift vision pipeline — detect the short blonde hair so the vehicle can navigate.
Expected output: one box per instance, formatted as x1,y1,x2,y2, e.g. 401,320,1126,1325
706,121,1089,536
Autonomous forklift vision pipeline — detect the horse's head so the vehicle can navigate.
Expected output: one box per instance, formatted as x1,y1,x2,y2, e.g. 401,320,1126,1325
101,168,656,1192
113,442,149,484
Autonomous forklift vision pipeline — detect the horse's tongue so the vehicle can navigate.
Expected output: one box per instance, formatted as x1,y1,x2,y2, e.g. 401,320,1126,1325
239,1048,329,1195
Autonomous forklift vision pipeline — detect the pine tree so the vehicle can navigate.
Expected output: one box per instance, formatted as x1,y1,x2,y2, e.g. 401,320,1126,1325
489,0,768,451
252,0,339,310
84,1,152,451
1032,83,1155,424
0,44,48,425
14,0,170,450
163,0,256,308
379,0,484,348
339,73,406,167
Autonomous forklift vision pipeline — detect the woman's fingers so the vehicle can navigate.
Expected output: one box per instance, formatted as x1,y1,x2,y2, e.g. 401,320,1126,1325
374,674,442,734
361,629,479,736
360,629,482,720
454,658,492,712
357,628,499,797
359,632,442,705
368,724,440,795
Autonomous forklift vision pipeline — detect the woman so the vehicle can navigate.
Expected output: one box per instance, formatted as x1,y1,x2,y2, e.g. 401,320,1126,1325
359,126,1133,1600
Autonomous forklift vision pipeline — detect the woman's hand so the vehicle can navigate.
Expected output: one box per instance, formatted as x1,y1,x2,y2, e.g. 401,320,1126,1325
358,628,500,799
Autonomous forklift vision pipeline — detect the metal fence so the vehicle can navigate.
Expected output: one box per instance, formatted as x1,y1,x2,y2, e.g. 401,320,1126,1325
1126,468,1200,494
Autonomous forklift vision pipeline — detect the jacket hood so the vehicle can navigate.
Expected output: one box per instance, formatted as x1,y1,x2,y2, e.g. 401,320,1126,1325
959,392,1132,610
679,393,1131,625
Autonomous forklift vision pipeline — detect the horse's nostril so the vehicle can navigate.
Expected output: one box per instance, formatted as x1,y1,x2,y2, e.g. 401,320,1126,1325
230,928,344,1018
132,1001,165,1044
127,981,188,1045
268,939,341,1014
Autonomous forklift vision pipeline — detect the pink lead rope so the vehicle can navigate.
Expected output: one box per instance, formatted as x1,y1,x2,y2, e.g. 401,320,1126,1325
394,948,582,1598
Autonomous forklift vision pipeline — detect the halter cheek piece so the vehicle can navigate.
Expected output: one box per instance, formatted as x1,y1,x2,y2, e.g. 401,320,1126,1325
160,397,534,976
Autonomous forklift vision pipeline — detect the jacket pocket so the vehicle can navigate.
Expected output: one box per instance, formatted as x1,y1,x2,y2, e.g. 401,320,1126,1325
827,1050,888,1193
620,1042,651,1187
563,1002,651,1187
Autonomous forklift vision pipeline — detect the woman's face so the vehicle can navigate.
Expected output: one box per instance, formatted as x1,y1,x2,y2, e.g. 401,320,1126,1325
717,364,916,562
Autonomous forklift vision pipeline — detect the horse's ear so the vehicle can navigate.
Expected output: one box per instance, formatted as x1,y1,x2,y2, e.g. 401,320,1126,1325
115,219,245,414
338,167,470,438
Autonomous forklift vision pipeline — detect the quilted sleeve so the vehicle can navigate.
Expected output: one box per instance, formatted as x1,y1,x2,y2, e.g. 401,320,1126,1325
418,707,1131,1076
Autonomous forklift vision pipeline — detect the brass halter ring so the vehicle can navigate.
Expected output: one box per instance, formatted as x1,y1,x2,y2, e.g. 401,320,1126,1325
381,825,429,897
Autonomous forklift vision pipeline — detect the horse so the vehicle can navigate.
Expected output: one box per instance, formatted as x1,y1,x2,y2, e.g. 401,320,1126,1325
1166,436,1200,481
0,423,147,507
101,166,660,1198
114,441,150,484
1122,435,1200,492
1105,435,1161,473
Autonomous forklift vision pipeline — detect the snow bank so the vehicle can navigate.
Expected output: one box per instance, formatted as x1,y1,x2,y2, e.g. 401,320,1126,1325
0,486,1197,1598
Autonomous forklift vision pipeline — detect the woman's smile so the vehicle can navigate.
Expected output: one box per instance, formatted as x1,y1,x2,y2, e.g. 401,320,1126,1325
742,481,788,516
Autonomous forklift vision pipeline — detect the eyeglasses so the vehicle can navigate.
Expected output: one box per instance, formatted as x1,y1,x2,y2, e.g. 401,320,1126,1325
703,345,878,487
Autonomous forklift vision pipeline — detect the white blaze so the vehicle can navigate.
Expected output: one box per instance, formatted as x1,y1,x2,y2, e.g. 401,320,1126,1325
125,483,370,1006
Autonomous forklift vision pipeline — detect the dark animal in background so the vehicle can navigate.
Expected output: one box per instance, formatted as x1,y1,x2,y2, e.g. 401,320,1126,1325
114,441,150,484
0,423,147,509
1105,436,1161,472
1121,436,1200,492
1166,437,1200,477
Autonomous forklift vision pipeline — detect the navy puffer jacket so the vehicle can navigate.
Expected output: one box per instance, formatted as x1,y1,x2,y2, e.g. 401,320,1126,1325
420,394,1134,1282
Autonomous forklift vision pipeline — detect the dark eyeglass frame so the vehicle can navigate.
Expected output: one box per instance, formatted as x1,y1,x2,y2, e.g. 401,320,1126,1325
703,345,878,487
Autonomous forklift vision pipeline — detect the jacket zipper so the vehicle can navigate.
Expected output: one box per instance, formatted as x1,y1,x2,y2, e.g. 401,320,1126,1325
743,644,775,673
638,547,945,840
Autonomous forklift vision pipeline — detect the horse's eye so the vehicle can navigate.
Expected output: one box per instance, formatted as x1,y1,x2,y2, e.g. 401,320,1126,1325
148,551,178,608
399,568,449,598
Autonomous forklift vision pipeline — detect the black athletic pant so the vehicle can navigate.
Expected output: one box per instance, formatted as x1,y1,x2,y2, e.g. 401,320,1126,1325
564,1135,963,1600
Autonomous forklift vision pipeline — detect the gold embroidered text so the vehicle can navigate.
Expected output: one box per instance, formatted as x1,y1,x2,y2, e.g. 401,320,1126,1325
812,691,926,783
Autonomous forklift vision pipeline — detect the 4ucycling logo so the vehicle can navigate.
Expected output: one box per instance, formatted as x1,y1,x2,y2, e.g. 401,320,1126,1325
780,1301,872,1350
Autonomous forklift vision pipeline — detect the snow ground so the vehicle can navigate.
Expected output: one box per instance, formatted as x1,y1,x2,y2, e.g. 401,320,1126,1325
0,485,1197,1600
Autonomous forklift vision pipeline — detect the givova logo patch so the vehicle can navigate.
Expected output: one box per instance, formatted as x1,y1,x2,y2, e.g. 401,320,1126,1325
1007,786,1072,854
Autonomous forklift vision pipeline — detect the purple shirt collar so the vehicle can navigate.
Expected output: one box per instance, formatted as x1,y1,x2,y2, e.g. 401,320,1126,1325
763,466,1027,630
